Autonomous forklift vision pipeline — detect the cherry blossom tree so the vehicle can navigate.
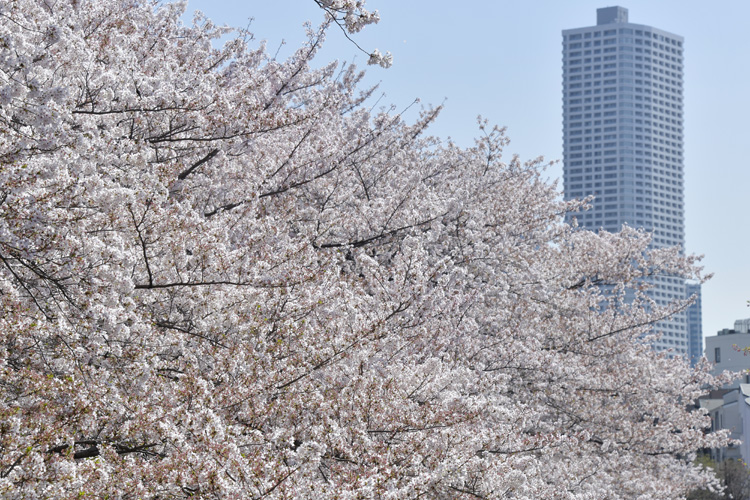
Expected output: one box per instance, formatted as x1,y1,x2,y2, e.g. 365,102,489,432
0,0,731,498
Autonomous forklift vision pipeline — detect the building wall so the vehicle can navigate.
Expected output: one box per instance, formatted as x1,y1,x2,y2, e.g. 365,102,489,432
706,324,750,387
703,323,750,463
686,282,703,365
562,6,690,355
705,385,750,464
708,390,742,462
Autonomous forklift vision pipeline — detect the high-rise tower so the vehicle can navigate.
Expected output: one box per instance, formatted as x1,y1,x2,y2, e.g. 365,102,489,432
686,282,703,365
562,7,697,356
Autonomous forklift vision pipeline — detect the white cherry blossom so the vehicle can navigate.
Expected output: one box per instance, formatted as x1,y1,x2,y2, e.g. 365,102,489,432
0,1,730,498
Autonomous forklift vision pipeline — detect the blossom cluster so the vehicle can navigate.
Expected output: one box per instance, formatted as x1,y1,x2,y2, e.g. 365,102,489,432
0,0,730,498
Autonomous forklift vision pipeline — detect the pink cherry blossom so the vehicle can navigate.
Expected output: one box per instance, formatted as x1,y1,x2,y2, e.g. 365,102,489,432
0,1,731,498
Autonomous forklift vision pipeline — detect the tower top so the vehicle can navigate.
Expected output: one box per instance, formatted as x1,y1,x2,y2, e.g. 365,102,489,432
597,6,629,25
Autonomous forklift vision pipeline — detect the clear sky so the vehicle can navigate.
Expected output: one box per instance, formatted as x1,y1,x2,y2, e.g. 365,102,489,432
184,0,750,346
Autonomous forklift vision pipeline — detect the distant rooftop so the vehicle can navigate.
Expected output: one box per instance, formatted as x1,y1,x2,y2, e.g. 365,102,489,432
597,6,629,25
717,318,750,335
735,319,750,333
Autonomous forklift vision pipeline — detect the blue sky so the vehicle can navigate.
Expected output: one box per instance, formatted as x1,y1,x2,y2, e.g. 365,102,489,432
184,0,750,345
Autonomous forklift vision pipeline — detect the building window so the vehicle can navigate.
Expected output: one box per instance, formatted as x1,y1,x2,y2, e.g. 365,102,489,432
715,347,721,363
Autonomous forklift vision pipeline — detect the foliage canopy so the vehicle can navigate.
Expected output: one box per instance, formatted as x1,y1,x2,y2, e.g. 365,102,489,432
0,0,730,498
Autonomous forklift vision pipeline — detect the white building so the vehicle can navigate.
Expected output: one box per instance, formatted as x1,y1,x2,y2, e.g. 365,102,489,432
701,386,750,463
562,7,696,356
701,319,750,463
706,319,750,387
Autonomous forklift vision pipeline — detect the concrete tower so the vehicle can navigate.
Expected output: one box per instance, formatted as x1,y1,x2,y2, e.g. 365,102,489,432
562,7,697,356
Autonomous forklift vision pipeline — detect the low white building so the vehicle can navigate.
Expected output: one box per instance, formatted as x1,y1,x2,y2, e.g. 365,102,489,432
701,385,750,463
705,318,750,388
702,319,750,462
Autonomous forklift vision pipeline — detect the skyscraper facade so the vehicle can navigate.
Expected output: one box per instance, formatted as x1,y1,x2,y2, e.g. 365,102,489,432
686,282,703,365
562,7,697,356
